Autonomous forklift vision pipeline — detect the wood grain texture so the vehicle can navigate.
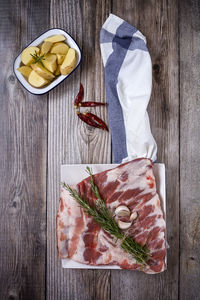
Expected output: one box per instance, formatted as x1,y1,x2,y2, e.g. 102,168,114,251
0,0,49,299
46,1,111,299
179,0,200,299
0,1,199,299
111,1,180,300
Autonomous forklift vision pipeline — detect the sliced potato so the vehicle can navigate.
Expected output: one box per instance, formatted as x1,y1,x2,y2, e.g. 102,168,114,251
44,34,66,43
54,65,61,76
43,53,57,73
40,41,53,55
21,46,39,66
50,42,69,55
56,54,65,65
28,70,48,87
17,66,32,78
60,48,76,75
31,63,55,81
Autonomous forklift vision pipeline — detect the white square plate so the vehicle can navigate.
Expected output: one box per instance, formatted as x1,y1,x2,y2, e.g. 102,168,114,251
13,28,81,95
60,163,166,269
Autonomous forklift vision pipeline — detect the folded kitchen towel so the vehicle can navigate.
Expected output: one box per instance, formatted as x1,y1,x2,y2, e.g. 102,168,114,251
100,14,157,163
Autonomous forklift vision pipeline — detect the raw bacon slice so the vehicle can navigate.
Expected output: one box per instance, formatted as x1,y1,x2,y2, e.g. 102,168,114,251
57,158,166,274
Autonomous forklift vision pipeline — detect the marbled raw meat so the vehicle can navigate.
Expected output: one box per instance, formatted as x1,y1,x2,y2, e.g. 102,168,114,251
57,158,166,273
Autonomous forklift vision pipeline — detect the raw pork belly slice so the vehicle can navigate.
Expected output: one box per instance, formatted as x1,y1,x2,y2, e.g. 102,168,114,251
57,158,166,274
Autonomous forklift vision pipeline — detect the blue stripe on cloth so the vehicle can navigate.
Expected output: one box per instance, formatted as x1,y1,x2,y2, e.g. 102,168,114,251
101,29,148,52
128,37,148,52
100,28,114,43
100,21,137,163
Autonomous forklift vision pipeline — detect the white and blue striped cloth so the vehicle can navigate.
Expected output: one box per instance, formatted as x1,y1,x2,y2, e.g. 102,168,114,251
100,14,157,163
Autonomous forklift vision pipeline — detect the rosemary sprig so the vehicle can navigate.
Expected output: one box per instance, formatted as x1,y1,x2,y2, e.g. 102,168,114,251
61,167,150,266
30,50,46,67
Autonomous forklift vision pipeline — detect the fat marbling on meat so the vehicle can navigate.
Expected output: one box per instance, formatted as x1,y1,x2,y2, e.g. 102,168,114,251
57,158,166,273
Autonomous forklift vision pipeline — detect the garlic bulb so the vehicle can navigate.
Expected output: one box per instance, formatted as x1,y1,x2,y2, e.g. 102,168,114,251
117,220,132,230
115,205,130,217
130,211,138,221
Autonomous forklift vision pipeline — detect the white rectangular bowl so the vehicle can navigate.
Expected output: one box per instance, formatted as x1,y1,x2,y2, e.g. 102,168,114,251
60,163,166,269
13,28,82,95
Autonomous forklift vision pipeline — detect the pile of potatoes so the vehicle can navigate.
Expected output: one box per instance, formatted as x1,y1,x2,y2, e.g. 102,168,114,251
17,34,77,88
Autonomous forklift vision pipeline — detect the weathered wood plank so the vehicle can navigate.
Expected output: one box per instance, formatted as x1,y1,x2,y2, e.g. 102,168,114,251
5,1,200,299
46,0,111,299
179,1,200,299
111,1,180,299
0,0,49,299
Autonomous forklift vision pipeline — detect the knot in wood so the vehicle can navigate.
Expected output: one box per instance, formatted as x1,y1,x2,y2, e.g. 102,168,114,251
153,64,160,75
8,296,16,300
8,75,16,84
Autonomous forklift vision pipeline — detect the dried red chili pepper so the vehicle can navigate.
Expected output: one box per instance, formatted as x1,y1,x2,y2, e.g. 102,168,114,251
78,101,107,107
74,83,84,108
76,111,102,129
84,112,109,131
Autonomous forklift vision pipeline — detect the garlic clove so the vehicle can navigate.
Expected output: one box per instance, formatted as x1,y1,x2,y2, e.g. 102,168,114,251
117,220,132,230
130,211,138,221
115,205,130,217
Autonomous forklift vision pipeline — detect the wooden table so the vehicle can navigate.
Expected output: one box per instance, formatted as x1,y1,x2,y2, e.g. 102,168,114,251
0,0,199,299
